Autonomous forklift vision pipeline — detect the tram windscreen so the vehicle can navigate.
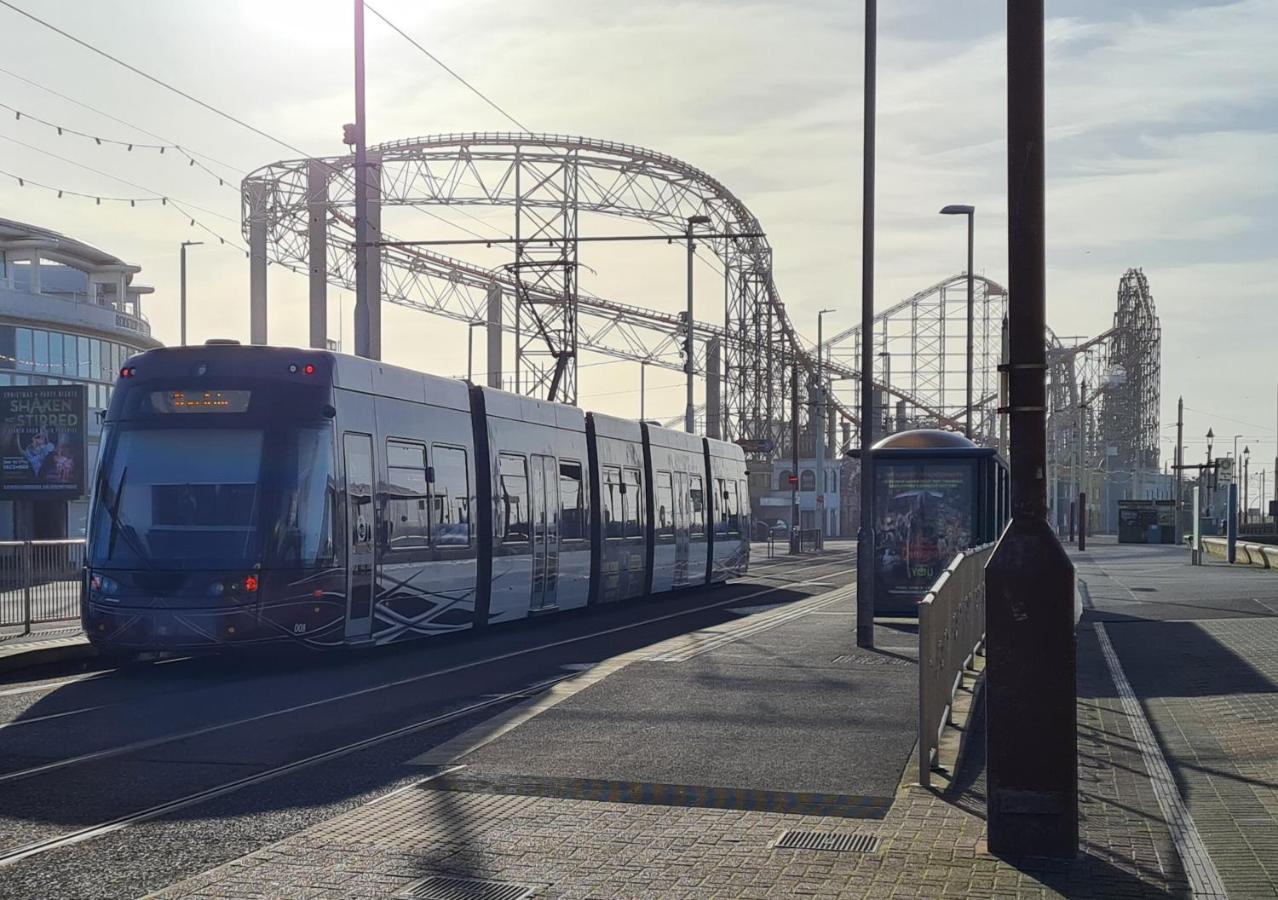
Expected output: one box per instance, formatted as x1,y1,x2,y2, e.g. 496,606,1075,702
89,424,336,570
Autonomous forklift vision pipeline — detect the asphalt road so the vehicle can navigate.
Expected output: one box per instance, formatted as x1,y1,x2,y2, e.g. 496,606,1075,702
0,547,858,900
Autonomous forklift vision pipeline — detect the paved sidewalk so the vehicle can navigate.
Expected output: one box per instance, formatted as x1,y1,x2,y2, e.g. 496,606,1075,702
150,545,1203,900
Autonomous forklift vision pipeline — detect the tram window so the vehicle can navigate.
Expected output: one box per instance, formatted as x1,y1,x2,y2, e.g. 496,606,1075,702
559,460,585,540
602,466,623,539
432,445,470,547
384,440,430,552
499,454,530,543
623,468,643,539
723,480,740,537
655,471,675,538
714,477,728,535
689,475,705,537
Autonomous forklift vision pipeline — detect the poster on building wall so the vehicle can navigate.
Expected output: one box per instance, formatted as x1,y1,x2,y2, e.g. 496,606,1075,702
873,461,974,611
0,385,88,498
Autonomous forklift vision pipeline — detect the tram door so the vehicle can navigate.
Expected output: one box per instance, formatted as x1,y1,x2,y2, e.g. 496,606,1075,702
342,433,376,641
674,470,691,586
530,454,560,611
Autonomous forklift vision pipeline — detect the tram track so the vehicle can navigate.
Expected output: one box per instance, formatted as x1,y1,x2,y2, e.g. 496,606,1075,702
0,552,857,884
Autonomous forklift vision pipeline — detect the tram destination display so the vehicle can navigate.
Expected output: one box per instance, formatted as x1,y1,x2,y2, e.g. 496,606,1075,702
0,384,88,498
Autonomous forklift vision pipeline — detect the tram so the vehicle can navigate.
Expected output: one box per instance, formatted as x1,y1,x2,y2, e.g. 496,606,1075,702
81,343,750,651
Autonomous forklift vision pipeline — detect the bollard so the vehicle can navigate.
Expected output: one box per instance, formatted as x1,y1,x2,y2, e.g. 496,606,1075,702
1227,483,1237,564
1078,493,1087,552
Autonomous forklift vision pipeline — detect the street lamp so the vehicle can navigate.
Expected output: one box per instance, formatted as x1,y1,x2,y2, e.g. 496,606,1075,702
180,240,203,346
684,214,712,433
816,308,836,539
1243,445,1250,525
940,204,975,438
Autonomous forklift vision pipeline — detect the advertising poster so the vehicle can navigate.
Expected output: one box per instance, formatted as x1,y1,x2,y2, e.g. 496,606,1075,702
0,385,88,498
873,461,974,610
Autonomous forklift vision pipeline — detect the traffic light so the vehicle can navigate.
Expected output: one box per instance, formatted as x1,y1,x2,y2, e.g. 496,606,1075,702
342,123,357,146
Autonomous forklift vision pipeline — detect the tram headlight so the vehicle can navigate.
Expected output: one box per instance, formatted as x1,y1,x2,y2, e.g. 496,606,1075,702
89,573,119,596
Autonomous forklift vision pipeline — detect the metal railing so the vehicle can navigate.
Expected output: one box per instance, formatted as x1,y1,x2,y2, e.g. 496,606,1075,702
0,540,84,640
790,528,824,553
918,542,993,787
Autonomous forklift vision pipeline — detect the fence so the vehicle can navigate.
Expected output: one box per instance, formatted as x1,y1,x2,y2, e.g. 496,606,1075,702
790,528,824,553
0,540,85,639
918,542,993,787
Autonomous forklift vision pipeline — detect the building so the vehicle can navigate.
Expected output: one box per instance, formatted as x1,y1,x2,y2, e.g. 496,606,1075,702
755,457,843,537
0,219,161,539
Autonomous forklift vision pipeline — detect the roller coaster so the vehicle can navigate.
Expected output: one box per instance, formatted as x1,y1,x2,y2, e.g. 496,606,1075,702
241,133,1158,474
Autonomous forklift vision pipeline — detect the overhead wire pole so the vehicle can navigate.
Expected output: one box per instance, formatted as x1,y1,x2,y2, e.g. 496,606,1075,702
352,0,372,360
985,0,1078,858
856,0,877,649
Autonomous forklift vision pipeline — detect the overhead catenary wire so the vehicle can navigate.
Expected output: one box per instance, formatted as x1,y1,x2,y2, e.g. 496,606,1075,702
0,132,236,223
363,2,531,134
0,101,238,192
0,62,241,175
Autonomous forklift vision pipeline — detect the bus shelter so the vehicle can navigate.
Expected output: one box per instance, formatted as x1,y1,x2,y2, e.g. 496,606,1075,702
850,429,1009,615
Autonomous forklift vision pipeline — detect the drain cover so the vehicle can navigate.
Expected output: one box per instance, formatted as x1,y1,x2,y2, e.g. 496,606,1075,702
773,830,880,853
396,875,538,900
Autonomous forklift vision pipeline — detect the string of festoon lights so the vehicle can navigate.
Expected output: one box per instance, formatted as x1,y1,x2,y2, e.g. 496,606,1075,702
0,166,248,256
1,101,238,193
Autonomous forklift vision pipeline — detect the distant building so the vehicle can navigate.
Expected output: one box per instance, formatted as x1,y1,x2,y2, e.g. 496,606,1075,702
0,219,162,539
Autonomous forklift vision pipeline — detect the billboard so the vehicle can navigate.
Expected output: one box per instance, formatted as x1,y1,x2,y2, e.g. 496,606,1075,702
0,385,88,498
873,460,974,610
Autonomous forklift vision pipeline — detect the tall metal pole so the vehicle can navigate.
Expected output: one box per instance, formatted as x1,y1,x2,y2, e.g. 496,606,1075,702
817,309,834,540
180,240,202,347
986,0,1077,858
685,223,696,434
855,0,877,650
640,362,646,421
965,212,975,439
1175,396,1184,542
352,0,371,359
791,349,800,549
180,243,187,347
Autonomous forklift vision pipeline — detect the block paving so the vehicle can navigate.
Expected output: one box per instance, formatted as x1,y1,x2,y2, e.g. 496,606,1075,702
150,626,1190,900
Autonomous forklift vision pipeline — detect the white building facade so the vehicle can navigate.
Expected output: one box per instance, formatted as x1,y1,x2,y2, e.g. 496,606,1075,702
0,219,162,539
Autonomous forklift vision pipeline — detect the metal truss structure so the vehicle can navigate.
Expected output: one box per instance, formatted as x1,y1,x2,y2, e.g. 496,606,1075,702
1046,268,1161,504
240,134,1157,472
823,274,1009,448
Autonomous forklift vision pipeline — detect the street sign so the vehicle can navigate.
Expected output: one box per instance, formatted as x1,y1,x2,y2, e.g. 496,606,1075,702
1216,457,1234,485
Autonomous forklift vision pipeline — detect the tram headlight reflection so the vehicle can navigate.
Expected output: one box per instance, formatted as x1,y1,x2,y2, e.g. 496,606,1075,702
89,573,119,596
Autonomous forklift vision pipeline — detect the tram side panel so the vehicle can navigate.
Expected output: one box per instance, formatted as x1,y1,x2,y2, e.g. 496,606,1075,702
644,425,708,594
480,389,592,623
588,413,648,604
367,382,479,643
707,439,750,582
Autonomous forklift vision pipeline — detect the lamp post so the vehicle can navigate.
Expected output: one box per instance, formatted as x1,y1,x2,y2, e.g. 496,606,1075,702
685,214,712,433
939,204,975,438
1243,445,1250,526
816,308,835,539
179,240,203,347
856,0,877,650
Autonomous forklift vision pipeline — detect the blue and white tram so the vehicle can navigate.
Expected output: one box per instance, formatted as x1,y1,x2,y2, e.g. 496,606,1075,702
82,344,750,651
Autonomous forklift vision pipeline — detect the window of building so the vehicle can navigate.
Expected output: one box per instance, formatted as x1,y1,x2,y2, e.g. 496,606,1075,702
431,445,470,547
49,333,63,374
90,340,101,382
498,454,530,543
78,337,90,378
384,440,430,552
32,330,48,371
800,469,816,492
16,329,32,371
689,475,705,536
623,468,643,539
778,469,793,491
602,465,623,538
63,334,76,376
559,460,585,540
655,471,675,538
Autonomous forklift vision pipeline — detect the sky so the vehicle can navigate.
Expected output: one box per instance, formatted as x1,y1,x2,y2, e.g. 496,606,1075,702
0,0,1274,498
